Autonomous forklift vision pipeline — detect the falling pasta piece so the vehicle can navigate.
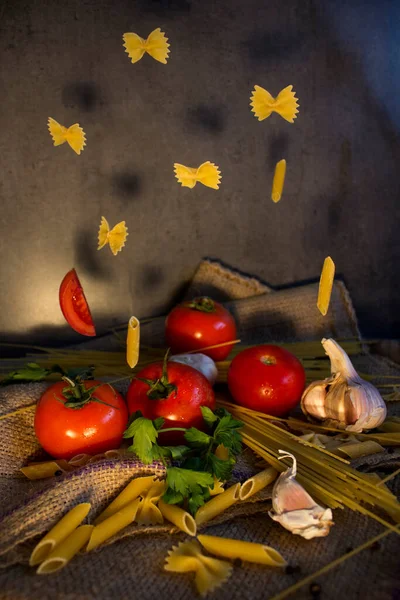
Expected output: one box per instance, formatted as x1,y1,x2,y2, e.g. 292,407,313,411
48,117,86,155
165,540,232,597
271,159,286,203
97,216,128,256
317,256,335,316
250,85,299,123
174,162,221,190
123,28,170,64
126,316,140,369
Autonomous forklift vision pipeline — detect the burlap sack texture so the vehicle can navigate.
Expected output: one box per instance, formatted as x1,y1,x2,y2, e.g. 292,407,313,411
0,259,399,600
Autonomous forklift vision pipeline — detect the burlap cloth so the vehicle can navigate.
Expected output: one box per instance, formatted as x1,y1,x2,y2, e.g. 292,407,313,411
0,259,399,600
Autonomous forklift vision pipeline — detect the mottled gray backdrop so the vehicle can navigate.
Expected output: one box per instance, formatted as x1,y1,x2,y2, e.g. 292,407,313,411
0,0,399,345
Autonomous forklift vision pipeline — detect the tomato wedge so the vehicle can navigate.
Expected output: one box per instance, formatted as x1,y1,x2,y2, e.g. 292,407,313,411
59,268,96,336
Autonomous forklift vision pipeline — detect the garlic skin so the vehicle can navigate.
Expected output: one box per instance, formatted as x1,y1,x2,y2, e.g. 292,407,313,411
268,451,334,540
301,338,387,433
169,353,218,386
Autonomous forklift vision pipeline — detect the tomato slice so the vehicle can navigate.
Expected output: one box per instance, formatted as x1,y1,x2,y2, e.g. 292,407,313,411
59,268,96,337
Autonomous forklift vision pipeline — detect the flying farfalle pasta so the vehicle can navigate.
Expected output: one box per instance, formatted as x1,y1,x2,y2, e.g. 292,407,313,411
174,162,221,190
97,216,128,256
48,118,86,155
250,85,299,123
123,28,170,64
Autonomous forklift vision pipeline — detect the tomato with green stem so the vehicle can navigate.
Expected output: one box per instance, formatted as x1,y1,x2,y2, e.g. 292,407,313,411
59,268,96,337
165,297,237,361
34,376,128,459
127,354,215,445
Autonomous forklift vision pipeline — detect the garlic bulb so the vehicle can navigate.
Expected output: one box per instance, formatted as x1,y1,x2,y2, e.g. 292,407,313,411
268,451,334,540
301,338,387,433
169,353,218,386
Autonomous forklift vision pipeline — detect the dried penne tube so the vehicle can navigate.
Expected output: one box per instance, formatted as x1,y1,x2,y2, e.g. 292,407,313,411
126,316,140,369
337,440,384,459
197,535,287,567
37,525,94,574
271,159,286,203
195,483,241,527
94,475,159,524
68,454,92,467
239,467,278,501
104,449,125,459
158,499,197,536
87,498,141,551
20,460,70,480
30,503,91,566
317,256,335,316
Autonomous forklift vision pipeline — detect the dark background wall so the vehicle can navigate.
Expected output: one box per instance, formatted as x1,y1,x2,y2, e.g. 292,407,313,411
0,0,399,345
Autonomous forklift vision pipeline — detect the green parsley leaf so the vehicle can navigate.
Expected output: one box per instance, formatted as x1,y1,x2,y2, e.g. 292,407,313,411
123,417,159,464
0,363,53,385
184,428,212,447
214,415,243,455
188,488,210,515
162,488,184,505
153,417,165,431
200,406,218,427
166,467,213,497
206,453,235,481
158,445,190,461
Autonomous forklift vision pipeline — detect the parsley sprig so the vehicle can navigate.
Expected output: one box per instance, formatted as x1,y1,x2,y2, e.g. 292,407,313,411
123,407,243,515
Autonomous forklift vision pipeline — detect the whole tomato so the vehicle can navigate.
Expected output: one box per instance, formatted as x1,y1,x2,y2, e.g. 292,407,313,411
227,345,306,416
127,359,215,444
165,297,237,361
34,379,128,459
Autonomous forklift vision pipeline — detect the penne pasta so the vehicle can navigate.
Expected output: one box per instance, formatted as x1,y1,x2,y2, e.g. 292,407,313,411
158,499,196,536
197,534,287,567
135,481,165,525
87,498,141,551
195,483,241,527
30,503,91,566
20,460,70,480
126,316,140,369
337,440,384,459
239,467,278,501
165,541,232,597
271,159,286,203
37,525,93,574
317,256,335,316
68,454,91,467
94,475,159,524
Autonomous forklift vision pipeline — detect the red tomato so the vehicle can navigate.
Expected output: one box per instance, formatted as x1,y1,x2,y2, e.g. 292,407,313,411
227,345,306,416
165,297,237,361
127,361,215,444
59,269,96,337
34,380,128,459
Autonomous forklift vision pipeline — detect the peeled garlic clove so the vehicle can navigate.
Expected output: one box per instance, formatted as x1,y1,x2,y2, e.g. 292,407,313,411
301,338,387,433
268,451,334,540
169,353,218,385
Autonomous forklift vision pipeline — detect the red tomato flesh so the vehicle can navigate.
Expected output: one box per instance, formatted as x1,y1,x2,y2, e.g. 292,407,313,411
227,345,306,416
34,381,128,459
59,268,96,337
127,361,215,444
165,297,237,361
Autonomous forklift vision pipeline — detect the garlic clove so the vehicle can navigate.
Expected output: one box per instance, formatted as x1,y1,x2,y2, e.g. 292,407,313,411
269,507,333,539
268,451,334,540
169,353,218,385
301,338,387,432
